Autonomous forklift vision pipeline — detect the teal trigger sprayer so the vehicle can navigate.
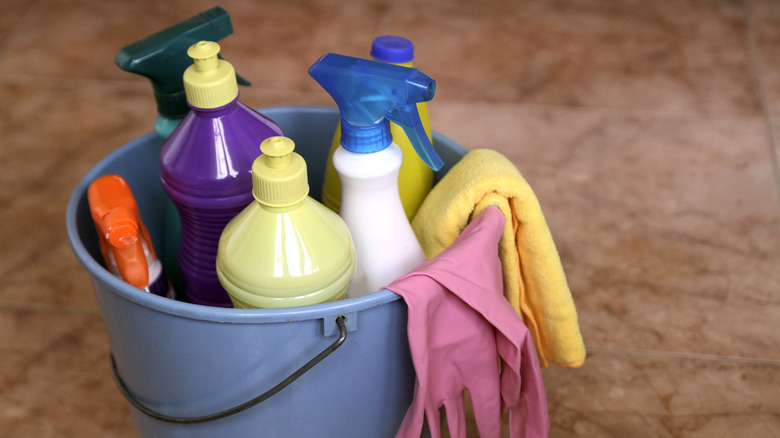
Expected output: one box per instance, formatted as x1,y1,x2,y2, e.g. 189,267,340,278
115,6,250,139
114,6,249,300
308,53,442,298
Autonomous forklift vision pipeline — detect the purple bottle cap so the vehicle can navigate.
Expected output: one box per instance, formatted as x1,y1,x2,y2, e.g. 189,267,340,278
370,36,414,64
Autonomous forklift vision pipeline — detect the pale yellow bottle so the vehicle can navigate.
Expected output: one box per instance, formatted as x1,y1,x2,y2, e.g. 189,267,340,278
216,136,356,309
321,36,433,221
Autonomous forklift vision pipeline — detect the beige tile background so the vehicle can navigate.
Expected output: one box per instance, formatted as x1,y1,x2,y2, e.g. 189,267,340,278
1,0,779,436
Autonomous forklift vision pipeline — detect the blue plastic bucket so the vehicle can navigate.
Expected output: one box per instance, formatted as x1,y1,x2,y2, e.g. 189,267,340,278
66,106,466,437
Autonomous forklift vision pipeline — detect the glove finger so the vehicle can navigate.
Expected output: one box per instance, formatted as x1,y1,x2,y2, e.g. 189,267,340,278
441,391,468,438
508,403,526,438
508,390,550,438
425,404,442,438
394,384,428,438
467,384,502,438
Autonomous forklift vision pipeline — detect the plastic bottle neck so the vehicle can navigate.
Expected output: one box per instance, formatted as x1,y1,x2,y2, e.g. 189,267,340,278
257,198,305,213
188,95,240,118
340,119,392,154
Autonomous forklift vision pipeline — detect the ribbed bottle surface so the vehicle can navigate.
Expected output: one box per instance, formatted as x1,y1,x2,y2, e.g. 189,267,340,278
175,203,246,306
160,100,283,307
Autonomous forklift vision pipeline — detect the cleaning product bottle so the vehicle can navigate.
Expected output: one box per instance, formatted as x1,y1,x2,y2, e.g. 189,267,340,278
160,41,284,307
216,136,356,308
88,174,173,298
115,5,251,301
309,53,443,298
115,6,250,139
321,36,433,221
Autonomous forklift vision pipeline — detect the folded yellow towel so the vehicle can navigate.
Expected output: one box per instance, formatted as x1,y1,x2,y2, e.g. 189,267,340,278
411,148,585,368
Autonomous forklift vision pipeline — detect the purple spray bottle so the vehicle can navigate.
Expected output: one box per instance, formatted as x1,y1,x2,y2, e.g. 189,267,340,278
160,41,283,307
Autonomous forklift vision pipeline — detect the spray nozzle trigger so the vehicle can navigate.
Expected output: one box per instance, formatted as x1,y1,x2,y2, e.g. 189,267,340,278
115,6,250,118
309,53,442,171
388,102,443,171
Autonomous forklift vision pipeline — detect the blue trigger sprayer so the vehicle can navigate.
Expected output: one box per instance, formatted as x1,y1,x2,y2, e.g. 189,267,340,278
309,53,442,298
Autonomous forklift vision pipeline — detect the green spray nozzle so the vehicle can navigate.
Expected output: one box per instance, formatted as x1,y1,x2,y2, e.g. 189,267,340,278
308,53,442,171
115,6,250,120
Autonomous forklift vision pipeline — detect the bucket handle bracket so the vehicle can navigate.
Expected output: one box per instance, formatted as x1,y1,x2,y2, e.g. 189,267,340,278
323,311,356,336
110,314,348,424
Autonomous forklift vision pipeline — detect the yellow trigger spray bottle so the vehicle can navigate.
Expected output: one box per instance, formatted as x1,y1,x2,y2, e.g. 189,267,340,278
321,36,433,221
216,137,356,308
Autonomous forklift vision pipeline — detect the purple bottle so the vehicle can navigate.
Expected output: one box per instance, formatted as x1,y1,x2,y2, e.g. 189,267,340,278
160,41,283,307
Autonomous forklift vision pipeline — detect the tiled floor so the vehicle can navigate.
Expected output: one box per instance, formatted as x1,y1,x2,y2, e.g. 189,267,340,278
1,0,779,437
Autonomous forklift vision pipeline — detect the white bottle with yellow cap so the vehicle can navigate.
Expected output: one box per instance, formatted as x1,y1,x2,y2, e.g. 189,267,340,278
216,136,356,308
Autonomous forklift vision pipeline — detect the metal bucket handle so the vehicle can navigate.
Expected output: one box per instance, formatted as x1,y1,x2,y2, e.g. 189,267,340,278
110,315,348,424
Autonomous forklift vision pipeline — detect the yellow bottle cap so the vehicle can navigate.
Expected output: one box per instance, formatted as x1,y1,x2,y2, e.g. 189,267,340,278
253,137,309,207
183,41,238,109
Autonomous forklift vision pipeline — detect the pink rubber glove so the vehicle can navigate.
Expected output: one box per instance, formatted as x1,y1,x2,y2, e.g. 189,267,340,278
386,206,549,438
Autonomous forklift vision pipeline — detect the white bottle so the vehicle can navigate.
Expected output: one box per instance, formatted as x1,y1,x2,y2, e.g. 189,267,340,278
308,53,444,299
335,142,426,298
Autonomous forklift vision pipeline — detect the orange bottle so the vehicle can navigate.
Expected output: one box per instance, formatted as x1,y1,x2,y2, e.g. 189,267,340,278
88,174,172,297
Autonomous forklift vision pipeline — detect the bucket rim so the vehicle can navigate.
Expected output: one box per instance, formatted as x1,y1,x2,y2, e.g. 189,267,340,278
65,106,405,323
67,166,401,323
65,105,465,324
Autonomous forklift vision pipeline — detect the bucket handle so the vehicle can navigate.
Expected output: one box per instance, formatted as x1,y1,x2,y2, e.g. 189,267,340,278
110,315,348,424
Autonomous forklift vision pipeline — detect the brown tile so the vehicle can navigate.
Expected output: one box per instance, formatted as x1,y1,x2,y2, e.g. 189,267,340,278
0,0,185,82
430,101,780,360
0,306,135,437
3,0,759,116
239,87,335,110
0,0,392,93
755,8,780,193
0,0,34,46
221,0,392,95
542,350,780,437
444,350,780,437
2,1,779,437
750,0,780,118
769,122,780,192
0,77,155,308
384,0,760,115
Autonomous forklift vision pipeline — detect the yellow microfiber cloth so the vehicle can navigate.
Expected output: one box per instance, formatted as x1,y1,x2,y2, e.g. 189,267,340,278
411,148,585,368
